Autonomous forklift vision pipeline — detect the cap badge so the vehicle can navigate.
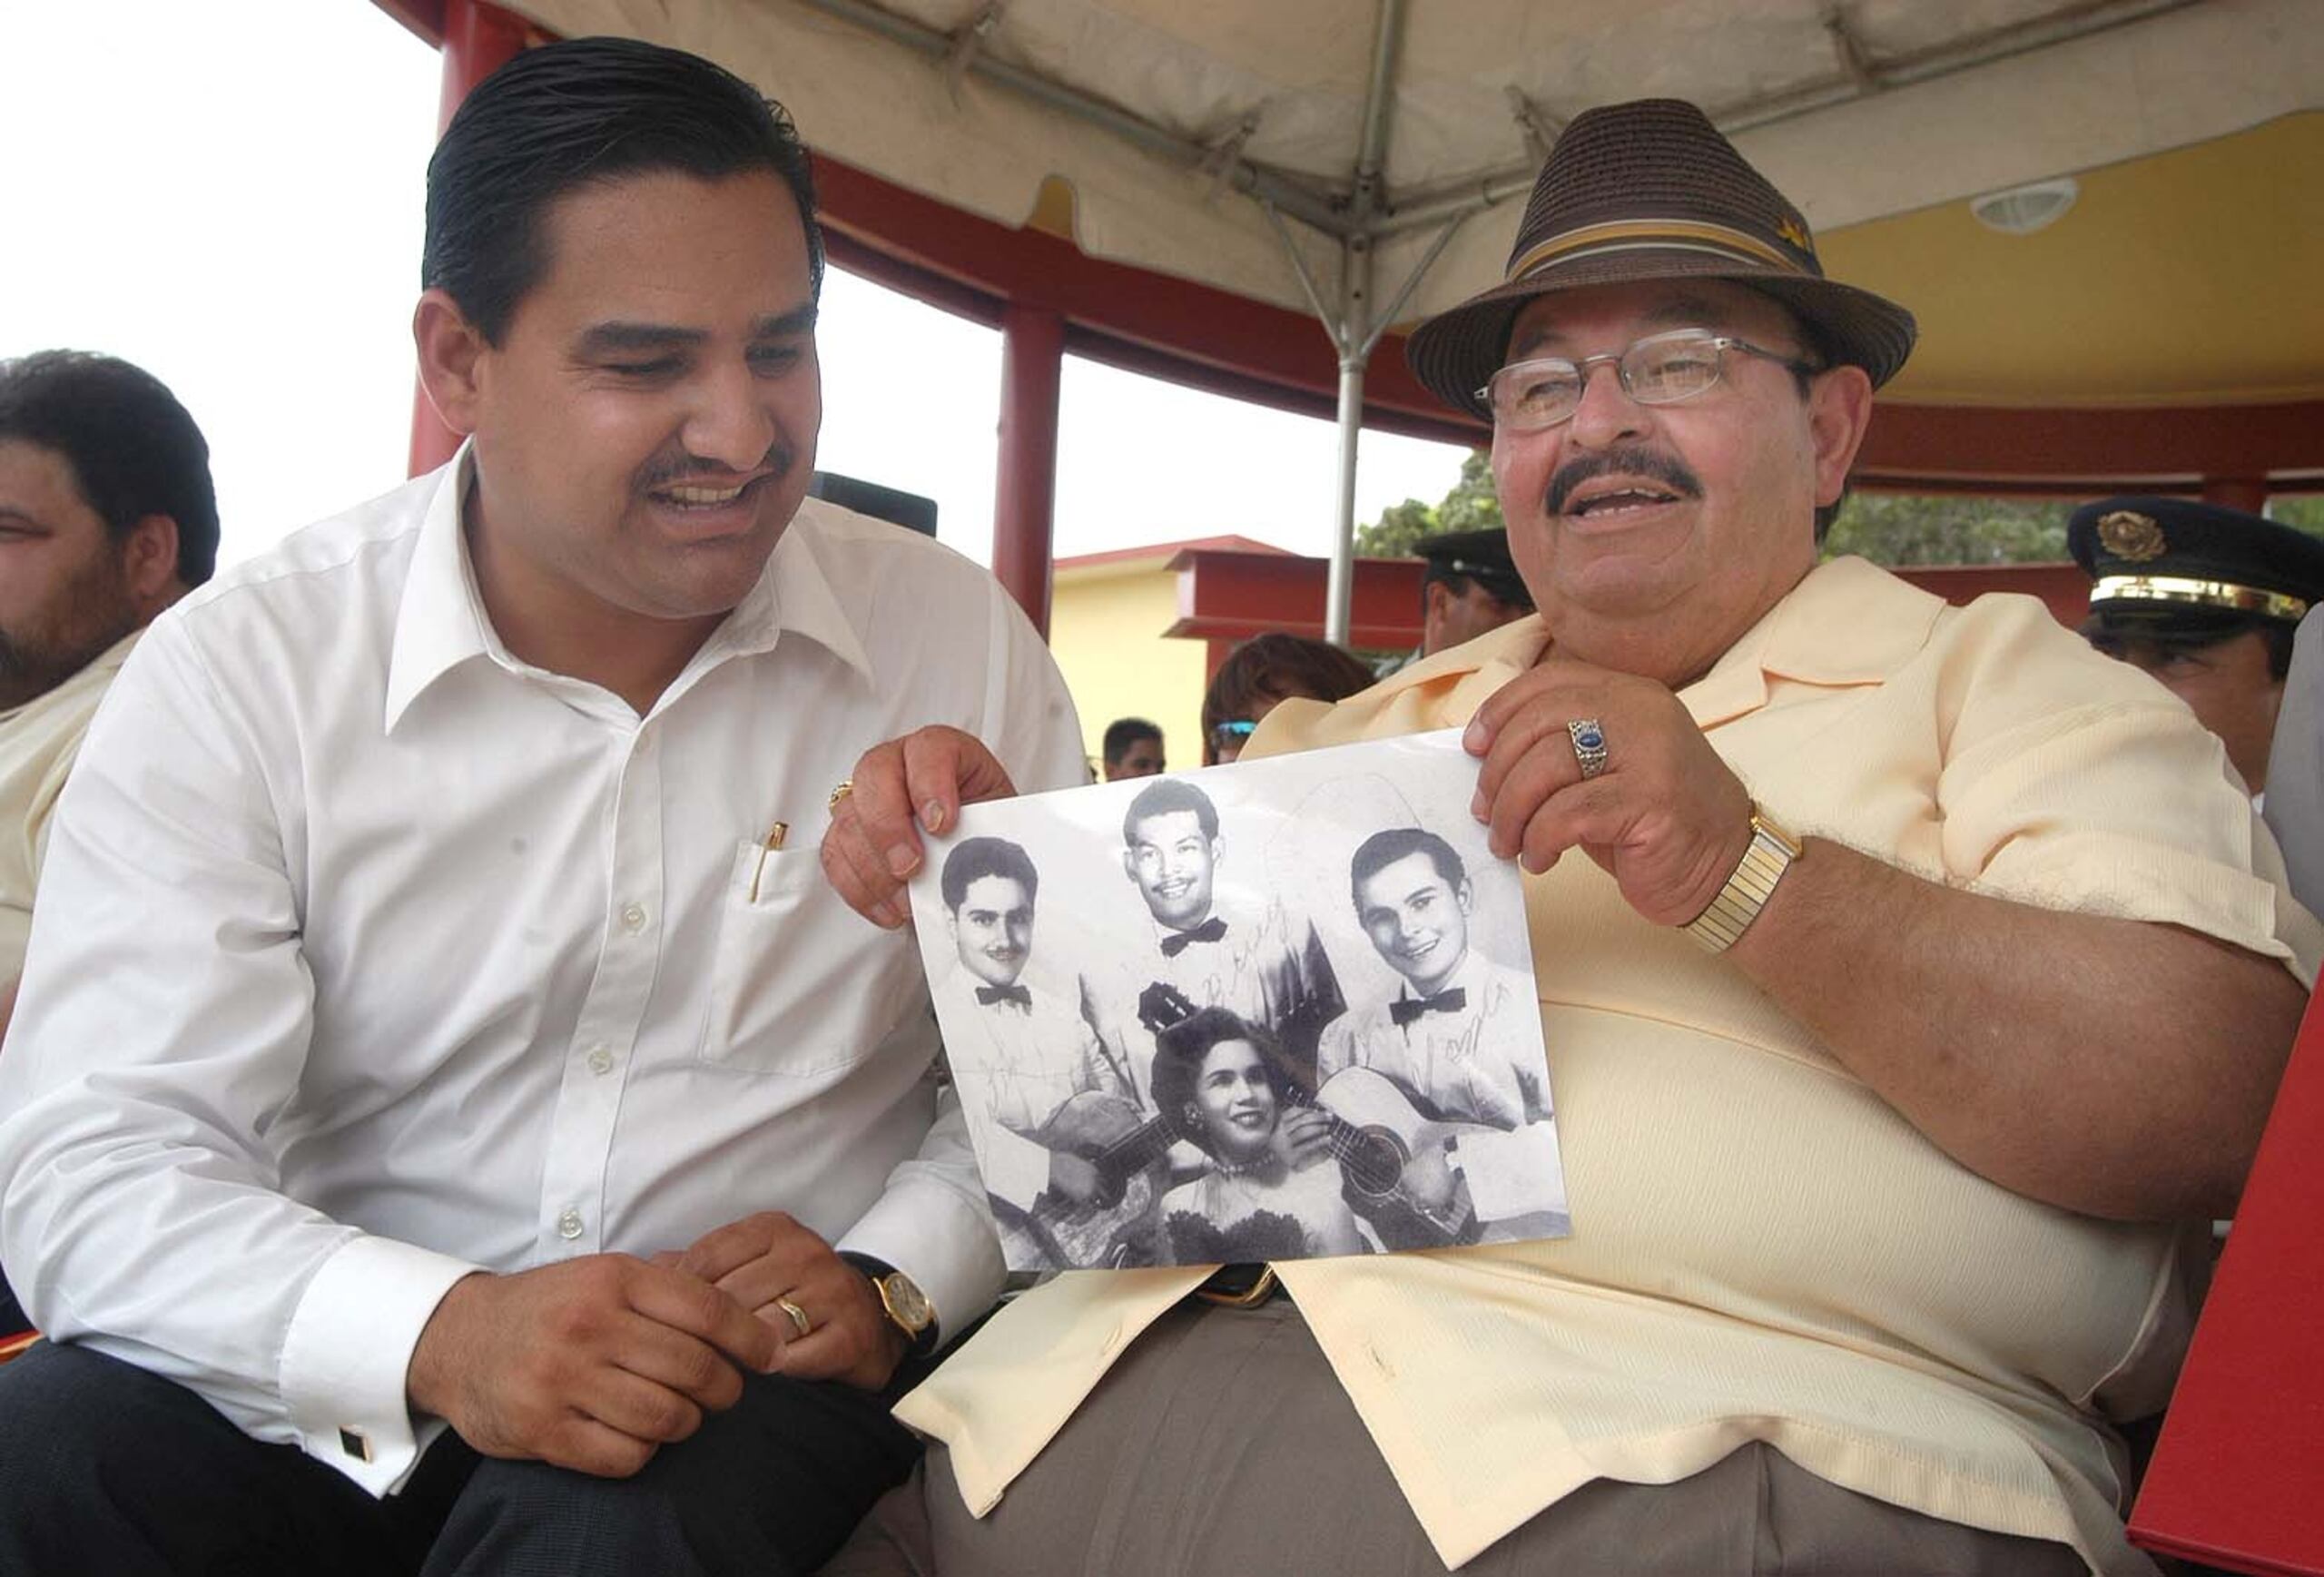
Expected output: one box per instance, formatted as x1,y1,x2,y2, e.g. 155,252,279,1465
2096,509,2168,564
1776,212,1812,253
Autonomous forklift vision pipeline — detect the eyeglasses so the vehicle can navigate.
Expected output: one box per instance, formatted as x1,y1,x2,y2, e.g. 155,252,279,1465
1477,328,1821,432
1208,720,1256,753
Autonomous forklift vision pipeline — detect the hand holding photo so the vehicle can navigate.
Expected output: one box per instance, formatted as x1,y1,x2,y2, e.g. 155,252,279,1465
907,730,1571,1274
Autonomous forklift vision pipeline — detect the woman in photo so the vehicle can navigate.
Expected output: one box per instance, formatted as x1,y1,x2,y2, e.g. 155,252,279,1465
1148,1007,1373,1263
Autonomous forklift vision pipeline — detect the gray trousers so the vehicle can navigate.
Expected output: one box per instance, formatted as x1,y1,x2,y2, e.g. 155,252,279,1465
826,1297,2093,1576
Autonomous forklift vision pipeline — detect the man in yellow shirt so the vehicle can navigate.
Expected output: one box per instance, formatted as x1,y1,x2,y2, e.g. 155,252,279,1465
0,350,217,1336
822,99,2316,1573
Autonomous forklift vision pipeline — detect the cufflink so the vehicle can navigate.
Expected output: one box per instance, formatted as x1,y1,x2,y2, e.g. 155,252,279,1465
339,1426,374,1464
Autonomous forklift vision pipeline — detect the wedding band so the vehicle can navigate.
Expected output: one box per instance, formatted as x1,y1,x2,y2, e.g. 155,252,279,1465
1568,718,1610,779
827,780,854,812
774,1296,813,1340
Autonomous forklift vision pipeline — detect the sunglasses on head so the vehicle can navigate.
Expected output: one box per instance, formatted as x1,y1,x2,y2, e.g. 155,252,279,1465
1208,720,1257,752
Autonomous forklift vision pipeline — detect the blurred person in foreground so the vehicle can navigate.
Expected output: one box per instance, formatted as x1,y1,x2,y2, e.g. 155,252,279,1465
0,37,1083,1576
822,98,2316,1575
1200,631,1374,764
0,350,218,1341
2071,495,2324,799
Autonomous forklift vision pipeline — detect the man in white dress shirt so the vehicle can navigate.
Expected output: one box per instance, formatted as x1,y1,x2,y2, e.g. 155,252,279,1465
0,37,1083,1577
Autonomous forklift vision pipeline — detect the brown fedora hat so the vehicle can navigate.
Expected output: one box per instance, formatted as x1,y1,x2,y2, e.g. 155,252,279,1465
1405,99,1916,420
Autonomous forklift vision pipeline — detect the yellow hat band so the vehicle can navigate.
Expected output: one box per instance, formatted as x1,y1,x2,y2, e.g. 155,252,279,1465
2093,574,2309,622
1505,218,1807,284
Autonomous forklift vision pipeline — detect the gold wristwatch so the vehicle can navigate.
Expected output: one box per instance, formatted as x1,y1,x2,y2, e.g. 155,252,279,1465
1681,807,1801,953
839,1253,939,1355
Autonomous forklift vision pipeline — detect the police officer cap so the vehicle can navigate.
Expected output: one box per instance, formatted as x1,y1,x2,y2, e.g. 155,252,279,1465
1415,528,1532,608
2070,496,2324,638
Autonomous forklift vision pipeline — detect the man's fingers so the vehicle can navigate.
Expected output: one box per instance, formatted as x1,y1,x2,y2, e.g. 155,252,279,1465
820,823,908,931
544,1414,662,1480
844,736,930,884
899,728,1017,841
1481,729,1591,862
578,1362,711,1446
616,1321,750,1414
675,1211,803,1285
625,1262,782,1375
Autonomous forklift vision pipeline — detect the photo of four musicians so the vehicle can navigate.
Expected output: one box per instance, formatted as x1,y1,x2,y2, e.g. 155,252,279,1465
914,735,1571,1273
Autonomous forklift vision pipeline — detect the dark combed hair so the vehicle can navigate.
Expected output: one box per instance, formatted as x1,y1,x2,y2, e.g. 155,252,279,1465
1150,1006,1297,1153
939,835,1039,912
1201,633,1376,762
0,350,219,586
422,36,825,345
1121,776,1218,846
1102,716,1162,766
1348,826,1466,911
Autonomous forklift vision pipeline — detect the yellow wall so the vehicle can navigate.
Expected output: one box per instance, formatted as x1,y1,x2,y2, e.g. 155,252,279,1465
1048,562,1209,780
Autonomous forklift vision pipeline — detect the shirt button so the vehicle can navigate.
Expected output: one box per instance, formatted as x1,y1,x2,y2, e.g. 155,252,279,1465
586,1045,615,1076
556,1208,585,1240
619,902,648,933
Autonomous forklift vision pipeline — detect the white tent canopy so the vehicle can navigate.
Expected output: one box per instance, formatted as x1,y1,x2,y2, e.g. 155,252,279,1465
492,0,2323,637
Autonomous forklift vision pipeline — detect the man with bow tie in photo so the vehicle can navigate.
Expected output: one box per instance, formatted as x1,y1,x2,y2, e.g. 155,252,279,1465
1078,778,1342,1119
1318,827,1564,1237
930,838,1115,1247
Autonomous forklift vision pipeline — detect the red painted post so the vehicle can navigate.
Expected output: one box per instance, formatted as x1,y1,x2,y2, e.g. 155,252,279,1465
407,0,533,478
2201,476,2270,513
993,302,1065,636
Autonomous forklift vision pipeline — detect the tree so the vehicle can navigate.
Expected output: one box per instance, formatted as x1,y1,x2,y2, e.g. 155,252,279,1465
1820,493,2071,567
1356,449,1501,555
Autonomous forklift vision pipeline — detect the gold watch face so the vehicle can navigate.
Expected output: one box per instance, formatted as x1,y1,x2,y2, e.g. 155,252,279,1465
880,1273,935,1333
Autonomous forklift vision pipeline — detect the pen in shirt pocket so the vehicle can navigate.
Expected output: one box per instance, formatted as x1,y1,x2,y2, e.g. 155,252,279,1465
748,819,790,902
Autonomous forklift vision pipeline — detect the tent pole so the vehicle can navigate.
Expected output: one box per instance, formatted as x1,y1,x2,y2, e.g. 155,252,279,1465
994,302,1065,636
1324,234,1374,648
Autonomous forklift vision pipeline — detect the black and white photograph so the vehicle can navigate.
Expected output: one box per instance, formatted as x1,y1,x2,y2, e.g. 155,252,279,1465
908,729,1571,1275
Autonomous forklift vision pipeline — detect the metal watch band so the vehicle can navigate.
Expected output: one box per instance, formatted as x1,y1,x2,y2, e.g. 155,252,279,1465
1681,809,1801,953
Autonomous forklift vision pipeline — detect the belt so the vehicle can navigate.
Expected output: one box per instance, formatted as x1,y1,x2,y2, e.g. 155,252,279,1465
1193,1262,1281,1307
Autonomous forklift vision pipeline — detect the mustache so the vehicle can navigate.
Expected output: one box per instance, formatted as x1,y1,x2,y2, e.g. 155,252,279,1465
1545,445,1702,516
635,443,794,493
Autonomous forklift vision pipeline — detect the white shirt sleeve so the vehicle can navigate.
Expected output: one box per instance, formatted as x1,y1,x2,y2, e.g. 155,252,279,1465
0,620,479,1493
835,576,1088,1339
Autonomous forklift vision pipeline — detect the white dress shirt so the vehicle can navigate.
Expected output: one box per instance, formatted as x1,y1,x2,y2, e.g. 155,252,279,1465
0,450,1086,1495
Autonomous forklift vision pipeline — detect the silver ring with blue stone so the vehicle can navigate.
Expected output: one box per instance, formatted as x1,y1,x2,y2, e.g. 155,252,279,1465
1567,717,1610,779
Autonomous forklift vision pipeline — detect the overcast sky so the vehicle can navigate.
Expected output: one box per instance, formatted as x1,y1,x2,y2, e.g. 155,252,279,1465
0,0,1471,575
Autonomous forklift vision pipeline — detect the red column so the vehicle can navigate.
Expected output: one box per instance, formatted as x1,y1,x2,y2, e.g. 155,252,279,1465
992,303,1065,636
2201,476,2270,513
407,0,534,478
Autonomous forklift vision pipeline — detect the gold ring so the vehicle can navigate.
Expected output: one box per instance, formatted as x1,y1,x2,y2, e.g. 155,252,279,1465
827,780,854,812
774,1296,812,1340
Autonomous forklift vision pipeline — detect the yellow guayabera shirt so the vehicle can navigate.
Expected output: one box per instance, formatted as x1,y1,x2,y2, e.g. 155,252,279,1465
0,629,140,980
899,557,2321,1573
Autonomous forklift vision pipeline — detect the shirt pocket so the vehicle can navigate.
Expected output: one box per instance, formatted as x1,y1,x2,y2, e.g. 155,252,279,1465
695,839,921,1077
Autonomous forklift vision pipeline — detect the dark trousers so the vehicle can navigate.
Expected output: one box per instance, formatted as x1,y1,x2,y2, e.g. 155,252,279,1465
0,1339,920,1577
0,1262,24,1336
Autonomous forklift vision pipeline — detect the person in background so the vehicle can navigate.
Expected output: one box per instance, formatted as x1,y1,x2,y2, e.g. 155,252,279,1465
1201,631,1375,764
1413,527,1534,657
1098,716,1165,781
2263,608,2324,912
2072,495,2324,798
0,350,219,1340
